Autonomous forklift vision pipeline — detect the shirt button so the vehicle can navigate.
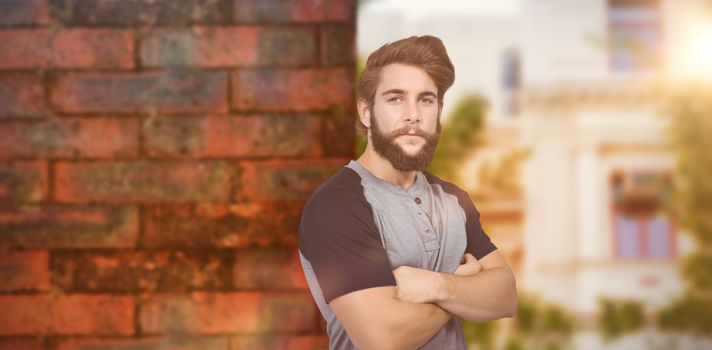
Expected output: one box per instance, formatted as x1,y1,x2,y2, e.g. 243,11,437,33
414,197,422,204
426,229,431,232
418,212,422,215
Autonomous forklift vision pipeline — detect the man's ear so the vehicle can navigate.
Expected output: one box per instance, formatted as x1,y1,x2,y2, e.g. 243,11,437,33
357,98,372,128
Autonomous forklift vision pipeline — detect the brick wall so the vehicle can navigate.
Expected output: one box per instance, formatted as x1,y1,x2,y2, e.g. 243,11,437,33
0,0,356,349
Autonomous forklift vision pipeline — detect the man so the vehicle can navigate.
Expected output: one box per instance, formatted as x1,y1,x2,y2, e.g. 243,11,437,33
298,35,518,350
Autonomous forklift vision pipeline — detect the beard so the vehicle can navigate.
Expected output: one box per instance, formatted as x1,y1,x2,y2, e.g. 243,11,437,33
369,113,441,172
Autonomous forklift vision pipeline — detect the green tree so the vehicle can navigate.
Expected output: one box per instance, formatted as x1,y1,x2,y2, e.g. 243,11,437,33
427,94,487,183
658,84,712,336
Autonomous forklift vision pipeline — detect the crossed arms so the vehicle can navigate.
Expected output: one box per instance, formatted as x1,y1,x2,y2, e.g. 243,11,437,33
329,250,518,350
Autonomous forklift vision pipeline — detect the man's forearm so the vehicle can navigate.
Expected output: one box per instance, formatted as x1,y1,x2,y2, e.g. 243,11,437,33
384,297,452,349
434,267,518,322
335,286,452,350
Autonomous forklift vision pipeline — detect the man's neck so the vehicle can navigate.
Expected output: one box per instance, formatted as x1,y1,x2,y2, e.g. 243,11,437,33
356,146,418,190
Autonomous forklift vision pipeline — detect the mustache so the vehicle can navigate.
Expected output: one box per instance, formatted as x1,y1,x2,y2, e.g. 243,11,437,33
388,127,428,138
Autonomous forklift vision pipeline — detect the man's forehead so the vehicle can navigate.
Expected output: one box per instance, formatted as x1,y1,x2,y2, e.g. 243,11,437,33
375,64,438,96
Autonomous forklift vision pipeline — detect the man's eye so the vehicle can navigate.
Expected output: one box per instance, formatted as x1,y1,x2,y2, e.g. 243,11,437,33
388,96,403,103
420,97,434,104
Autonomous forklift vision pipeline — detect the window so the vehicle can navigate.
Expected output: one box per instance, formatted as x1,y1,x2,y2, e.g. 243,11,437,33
608,0,662,72
610,170,675,260
500,47,520,116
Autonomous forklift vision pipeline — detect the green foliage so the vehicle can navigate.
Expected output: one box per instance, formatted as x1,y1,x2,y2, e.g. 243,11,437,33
598,297,645,342
658,84,712,336
514,294,574,337
475,147,531,200
461,319,499,350
463,294,573,350
427,94,487,182
658,295,712,335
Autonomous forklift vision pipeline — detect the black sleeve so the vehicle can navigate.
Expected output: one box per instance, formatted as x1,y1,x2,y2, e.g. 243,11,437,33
423,171,497,259
298,184,396,304
461,196,497,259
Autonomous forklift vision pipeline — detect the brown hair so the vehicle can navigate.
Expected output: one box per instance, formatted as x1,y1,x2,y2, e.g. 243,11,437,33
356,35,455,138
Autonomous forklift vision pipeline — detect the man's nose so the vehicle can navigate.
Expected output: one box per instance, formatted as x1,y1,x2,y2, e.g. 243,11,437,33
403,100,421,123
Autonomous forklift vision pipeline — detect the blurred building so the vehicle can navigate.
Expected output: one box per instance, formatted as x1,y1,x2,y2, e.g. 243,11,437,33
520,0,710,349
360,0,711,349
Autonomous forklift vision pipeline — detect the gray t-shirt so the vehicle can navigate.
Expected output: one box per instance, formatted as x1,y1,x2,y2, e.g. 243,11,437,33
299,160,497,349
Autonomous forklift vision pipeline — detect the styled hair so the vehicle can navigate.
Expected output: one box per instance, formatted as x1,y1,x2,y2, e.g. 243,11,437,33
356,35,455,138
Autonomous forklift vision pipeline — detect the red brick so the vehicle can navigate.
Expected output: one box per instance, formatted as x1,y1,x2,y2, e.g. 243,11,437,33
0,118,139,159
0,29,133,69
0,161,47,204
50,71,228,114
0,0,49,26
51,250,233,292
0,294,134,335
322,107,357,157
0,205,138,248
321,24,355,66
140,26,316,68
0,250,49,291
140,292,316,334
143,201,304,248
54,336,230,350
0,73,47,119
52,0,232,26
238,159,347,201
234,0,353,22
53,160,235,203
256,26,316,67
231,68,353,112
140,26,258,68
234,248,307,290
231,335,328,350
143,115,322,158
0,337,45,350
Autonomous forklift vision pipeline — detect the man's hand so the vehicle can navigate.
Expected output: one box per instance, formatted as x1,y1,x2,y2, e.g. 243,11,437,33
393,253,482,303
454,253,482,276
392,265,443,304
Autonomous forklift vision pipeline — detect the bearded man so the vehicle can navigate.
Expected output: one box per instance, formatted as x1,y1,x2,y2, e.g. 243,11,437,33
298,35,518,350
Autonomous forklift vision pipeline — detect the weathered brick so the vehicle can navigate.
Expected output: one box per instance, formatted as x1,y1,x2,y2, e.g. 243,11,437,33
54,336,230,350
0,29,133,69
234,0,353,23
140,292,316,334
51,0,232,26
0,0,49,26
321,24,355,66
140,26,258,68
0,118,139,159
51,250,233,292
0,73,47,119
322,107,357,157
50,71,228,114
0,205,138,248
53,160,235,203
0,160,47,205
140,26,316,68
143,115,322,158
238,159,347,201
0,337,45,350
0,250,50,291
257,26,316,67
0,294,134,335
231,68,353,112
231,335,329,350
143,201,304,248
234,248,307,290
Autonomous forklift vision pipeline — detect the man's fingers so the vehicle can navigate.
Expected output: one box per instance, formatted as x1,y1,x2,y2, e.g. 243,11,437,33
460,253,475,264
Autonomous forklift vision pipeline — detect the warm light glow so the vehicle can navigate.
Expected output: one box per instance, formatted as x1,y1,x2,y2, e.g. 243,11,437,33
681,21,712,79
